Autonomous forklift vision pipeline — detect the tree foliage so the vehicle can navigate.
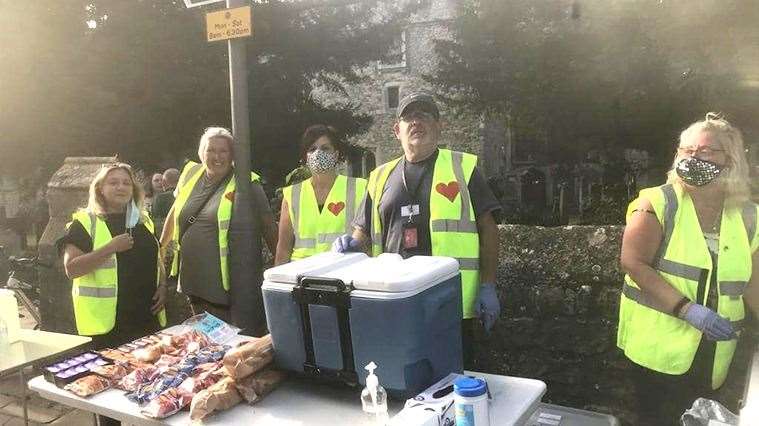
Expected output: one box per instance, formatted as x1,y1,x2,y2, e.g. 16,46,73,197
428,0,759,165
0,0,401,185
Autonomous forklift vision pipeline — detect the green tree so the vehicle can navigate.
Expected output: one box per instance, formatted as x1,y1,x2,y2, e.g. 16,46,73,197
428,0,758,165
0,0,403,184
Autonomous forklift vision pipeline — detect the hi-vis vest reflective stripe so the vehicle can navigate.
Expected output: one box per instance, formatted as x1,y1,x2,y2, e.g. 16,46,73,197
283,175,367,260
617,183,758,389
70,210,167,336
170,161,261,291
367,149,480,319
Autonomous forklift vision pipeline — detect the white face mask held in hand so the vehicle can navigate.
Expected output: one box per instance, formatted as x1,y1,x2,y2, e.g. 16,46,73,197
125,199,140,231
306,149,339,174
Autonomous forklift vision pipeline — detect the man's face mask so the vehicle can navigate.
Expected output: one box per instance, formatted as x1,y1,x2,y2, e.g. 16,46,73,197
306,149,339,174
675,157,725,187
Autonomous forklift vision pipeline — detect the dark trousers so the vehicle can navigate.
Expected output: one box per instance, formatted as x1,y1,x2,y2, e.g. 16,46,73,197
462,318,478,371
628,338,722,426
188,295,232,323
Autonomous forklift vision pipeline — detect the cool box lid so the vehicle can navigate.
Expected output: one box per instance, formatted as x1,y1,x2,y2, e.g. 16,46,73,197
323,253,459,293
263,252,368,285
263,252,460,295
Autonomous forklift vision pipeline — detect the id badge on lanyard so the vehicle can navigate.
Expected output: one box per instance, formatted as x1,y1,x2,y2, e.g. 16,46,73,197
401,204,420,249
401,158,429,251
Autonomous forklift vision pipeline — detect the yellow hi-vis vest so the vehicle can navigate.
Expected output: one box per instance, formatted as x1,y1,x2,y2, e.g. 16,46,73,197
70,210,167,336
170,161,261,291
283,175,367,260
367,149,480,318
617,183,759,389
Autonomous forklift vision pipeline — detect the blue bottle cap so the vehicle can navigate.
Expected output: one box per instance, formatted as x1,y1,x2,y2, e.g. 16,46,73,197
453,377,487,397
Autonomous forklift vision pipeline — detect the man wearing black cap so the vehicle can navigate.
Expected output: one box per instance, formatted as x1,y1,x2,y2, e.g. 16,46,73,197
333,91,502,366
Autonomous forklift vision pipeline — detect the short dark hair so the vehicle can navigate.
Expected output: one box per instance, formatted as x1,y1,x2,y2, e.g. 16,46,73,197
299,124,348,163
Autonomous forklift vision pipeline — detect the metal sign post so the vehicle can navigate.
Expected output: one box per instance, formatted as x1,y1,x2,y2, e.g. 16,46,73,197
185,0,263,335
223,0,265,336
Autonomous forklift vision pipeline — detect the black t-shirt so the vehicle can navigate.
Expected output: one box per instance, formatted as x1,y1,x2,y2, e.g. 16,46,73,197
58,213,159,330
353,149,501,257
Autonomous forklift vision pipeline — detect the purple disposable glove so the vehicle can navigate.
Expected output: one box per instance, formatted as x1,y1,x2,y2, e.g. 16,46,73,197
332,234,361,253
475,283,501,333
683,303,736,341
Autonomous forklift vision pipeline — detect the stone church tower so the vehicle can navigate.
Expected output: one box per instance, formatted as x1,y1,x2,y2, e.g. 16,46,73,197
314,0,509,178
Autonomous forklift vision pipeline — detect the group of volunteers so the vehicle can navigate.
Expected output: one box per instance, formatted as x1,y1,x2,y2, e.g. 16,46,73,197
57,91,758,424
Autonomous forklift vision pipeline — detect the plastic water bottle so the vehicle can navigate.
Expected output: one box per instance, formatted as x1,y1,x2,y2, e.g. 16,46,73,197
361,361,389,425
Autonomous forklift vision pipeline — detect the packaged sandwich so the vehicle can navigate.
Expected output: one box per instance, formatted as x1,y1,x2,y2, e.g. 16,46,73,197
132,343,163,363
154,354,184,370
117,365,160,392
222,334,274,379
189,376,242,421
64,374,111,397
91,363,130,384
191,361,222,376
126,372,188,405
141,388,193,419
178,367,224,395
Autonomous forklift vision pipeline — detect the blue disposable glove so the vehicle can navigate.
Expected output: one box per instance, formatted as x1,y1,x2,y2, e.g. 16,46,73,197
332,234,361,253
475,283,501,333
683,303,736,341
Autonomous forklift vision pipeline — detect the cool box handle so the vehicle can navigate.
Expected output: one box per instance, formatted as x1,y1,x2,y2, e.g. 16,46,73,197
293,276,357,385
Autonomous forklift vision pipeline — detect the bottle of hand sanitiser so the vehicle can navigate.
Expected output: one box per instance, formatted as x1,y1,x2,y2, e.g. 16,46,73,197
361,361,389,425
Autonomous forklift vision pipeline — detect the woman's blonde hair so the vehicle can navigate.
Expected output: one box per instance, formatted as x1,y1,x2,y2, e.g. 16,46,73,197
197,127,234,162
87,163,145,216
666,112,751,205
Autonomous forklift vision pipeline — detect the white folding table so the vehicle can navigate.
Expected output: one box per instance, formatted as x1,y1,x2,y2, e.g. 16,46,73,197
29,370,545,425
0,329,92,426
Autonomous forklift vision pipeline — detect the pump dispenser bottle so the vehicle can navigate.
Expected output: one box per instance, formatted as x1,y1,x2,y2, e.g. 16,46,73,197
361,361,389,425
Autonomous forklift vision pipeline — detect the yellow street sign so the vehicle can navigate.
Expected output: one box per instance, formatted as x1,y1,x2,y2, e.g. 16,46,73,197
206,6,252,42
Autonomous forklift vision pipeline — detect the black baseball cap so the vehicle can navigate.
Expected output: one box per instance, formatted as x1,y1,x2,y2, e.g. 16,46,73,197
397,92,440,120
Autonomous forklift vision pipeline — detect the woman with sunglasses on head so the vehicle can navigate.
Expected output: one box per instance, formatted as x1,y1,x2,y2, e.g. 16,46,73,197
618,113,759,424
275,125,367,264
59,163,167,351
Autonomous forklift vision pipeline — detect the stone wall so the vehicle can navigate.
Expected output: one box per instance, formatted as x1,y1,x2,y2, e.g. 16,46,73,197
481,225,755,425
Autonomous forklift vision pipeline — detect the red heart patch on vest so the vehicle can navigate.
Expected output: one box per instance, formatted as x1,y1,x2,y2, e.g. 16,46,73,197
225,191,235,202
327,201,345,216
435,181,460,202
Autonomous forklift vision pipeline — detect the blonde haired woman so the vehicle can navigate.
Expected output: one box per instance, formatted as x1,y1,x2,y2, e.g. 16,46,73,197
59,163,167,350
618,113,759,424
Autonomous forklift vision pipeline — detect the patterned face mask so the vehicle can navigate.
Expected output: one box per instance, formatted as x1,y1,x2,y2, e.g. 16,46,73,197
675,157,724,187
306,149,339,174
